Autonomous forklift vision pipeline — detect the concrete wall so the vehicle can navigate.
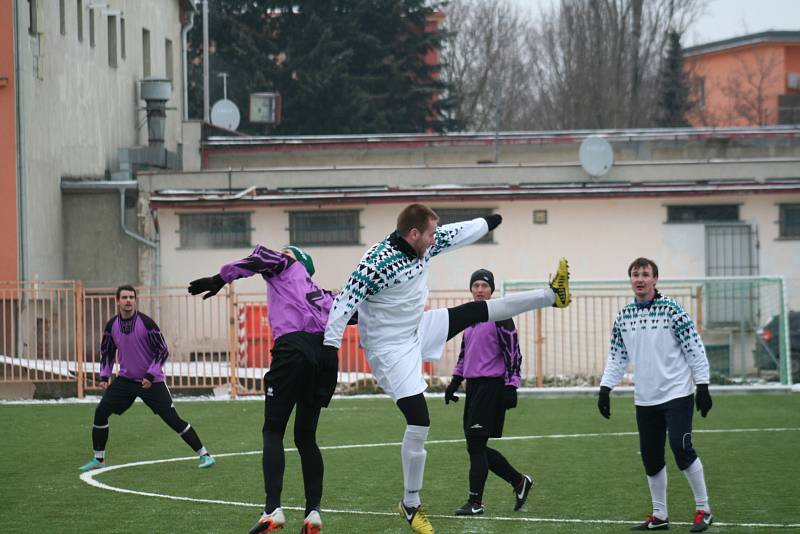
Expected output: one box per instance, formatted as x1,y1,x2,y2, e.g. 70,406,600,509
62,190,139,288
156,193,800,310
15,0,184,281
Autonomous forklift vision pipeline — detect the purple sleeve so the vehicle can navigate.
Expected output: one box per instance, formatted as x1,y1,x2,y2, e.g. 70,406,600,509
452,337,466,377
219,245,291,283
138,313,169,379
497,320,522,388
100,318,116,380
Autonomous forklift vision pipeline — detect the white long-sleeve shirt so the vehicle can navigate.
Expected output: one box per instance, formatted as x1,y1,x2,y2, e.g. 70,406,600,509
600,294,710,406
323,218,489,351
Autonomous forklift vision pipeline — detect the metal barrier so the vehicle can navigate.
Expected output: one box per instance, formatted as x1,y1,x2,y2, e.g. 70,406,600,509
0,277,789,398
0,281,84,394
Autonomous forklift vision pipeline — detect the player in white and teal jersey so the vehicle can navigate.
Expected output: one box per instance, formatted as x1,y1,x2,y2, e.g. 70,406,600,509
598,257,714,533
323,203,571,534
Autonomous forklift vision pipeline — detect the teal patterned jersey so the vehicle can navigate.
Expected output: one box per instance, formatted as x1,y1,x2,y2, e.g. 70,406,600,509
600,293,710,406
323,218,489,351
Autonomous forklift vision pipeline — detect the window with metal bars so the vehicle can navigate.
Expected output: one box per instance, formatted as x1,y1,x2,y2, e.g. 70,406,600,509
289,210,360,246
666,204,739,223
434,207,495,243
778,204,800,239
179,213,252,249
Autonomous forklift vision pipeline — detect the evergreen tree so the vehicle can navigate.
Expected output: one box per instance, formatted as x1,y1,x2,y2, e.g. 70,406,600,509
656,30,692,127
188,0,458,135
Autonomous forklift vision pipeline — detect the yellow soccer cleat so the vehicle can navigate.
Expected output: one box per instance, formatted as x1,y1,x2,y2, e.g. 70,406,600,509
399,501,435,534
549,257,571,308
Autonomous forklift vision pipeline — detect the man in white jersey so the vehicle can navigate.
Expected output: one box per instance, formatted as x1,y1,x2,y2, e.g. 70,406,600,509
598,257,714,533
323,203,571,534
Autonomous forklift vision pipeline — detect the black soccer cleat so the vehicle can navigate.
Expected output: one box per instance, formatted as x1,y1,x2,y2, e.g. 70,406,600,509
513,474,534,511
690,510,713,532
630,514,670,530
454,500,484,516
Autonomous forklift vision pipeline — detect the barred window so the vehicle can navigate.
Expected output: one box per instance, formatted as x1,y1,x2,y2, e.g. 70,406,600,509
667,205,739,223
778,204,800,239
179,213,251,249
289,210,360,246
434,207,494,243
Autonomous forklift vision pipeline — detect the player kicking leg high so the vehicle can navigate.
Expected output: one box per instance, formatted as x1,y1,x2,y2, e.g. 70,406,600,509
322,203,570,533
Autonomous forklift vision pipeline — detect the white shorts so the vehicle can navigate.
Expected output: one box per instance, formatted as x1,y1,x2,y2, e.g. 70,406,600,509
366,308,449,401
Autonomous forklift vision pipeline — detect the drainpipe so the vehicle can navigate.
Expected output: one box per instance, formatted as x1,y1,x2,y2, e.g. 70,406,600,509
202,0,209,122
13,0,27,281
181,3,197,120
118,187,160,288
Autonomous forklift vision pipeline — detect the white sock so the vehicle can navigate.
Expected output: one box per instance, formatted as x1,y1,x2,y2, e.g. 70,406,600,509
401,425,429,508
647,466,668,520
683,458,710,512
93,450,105,460
196,446,208,456
486,289,555,321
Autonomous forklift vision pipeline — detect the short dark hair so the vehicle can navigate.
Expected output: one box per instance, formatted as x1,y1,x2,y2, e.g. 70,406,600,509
627,257,659,278
116,284,137,299
396,203,439,236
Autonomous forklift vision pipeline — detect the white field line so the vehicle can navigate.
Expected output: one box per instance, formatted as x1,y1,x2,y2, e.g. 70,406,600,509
79,427,800,529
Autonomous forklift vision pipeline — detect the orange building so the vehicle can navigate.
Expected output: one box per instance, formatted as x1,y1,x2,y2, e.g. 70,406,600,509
0,1,18,281
685,31,800,127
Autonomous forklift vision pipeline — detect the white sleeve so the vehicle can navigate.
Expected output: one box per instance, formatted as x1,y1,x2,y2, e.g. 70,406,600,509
670,303,711,384
428,218,489,258
323,256,386,348
600,315,628,389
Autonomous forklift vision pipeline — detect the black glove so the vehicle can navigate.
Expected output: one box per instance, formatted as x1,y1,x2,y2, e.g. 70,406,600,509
695,383,712,417
483,214,503,231
503,386,518,410
598,386,611,419
188,274,226,300
444,376,463,404
317,345,339,407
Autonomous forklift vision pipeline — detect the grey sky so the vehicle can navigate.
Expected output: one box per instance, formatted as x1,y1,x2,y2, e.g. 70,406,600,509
512,0,800,46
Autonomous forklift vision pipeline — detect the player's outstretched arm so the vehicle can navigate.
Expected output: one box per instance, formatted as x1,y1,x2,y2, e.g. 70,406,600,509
429,214,502,257
188,274,226,300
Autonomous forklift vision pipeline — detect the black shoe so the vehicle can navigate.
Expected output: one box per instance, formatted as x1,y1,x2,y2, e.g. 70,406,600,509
630,515,670,530
513,475,534,511
454,501,484,516
690,510,713,532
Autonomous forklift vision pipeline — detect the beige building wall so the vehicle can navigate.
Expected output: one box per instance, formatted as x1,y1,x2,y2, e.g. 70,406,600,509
16,0,184,280
157,193,800,310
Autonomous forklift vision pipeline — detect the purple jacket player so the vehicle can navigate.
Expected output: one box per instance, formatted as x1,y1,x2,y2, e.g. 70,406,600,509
78,285,215,472
189,245,335,534
444,269,534,516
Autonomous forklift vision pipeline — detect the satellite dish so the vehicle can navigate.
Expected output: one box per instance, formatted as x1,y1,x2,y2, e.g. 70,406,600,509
210,99,241,130
579,135,614,178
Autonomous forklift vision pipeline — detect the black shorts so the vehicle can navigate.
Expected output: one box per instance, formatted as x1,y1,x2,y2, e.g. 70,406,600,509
264,335,330,426
463,377,506,438
99,376,174,416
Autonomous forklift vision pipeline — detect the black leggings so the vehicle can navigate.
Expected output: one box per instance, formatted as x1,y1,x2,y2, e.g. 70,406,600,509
636,394,698,475
465,435,521,500
447,301,488,341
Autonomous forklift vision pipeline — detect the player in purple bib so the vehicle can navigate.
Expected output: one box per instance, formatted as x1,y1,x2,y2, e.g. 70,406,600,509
189,245,336,534
78,285,215,472
444,269,534,516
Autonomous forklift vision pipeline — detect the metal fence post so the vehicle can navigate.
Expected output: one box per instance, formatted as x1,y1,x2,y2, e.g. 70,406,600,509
228,284,238,399
535,308,544,388
75,280,85,399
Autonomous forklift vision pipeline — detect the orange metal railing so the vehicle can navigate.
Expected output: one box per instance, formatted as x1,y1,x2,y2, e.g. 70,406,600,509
0,281,702,397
